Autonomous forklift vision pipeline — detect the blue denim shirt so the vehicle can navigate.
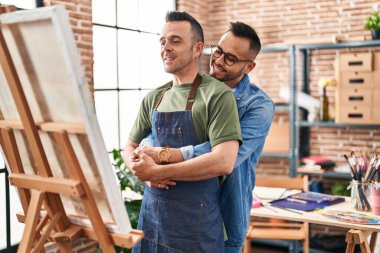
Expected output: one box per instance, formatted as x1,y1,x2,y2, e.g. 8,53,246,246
140,74,274,248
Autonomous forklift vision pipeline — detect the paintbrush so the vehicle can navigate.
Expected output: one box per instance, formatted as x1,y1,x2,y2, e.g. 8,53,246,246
365,156,378,181
344,154,357,180
368,159,380,180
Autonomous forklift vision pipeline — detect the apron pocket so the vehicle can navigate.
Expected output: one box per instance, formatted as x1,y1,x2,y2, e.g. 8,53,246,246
156,127,184,148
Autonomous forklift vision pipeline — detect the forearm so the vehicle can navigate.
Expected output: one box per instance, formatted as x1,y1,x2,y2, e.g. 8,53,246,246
179,142,211,161
166,148,184,163
139,132,210,163
140,146,184,164
154,141,239,181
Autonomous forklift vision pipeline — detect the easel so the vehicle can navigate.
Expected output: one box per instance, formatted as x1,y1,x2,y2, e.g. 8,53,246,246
0,6,143,253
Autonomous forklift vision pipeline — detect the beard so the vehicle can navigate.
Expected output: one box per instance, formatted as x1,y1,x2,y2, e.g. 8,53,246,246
162,46,195,75
209,60,245,83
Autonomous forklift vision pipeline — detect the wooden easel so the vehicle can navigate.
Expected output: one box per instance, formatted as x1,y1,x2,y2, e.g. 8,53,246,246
0,7,143,253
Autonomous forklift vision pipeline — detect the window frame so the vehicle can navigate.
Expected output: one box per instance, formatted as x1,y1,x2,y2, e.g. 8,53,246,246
93,0,175,150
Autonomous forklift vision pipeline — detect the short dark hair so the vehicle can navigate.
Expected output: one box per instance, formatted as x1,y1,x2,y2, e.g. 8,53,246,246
165,11,204,43
227,21,261,56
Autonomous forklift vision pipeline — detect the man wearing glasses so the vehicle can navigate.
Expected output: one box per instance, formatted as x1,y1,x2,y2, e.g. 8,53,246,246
131,21,274,253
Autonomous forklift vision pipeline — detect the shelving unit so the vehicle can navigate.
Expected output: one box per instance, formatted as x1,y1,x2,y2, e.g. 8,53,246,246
258,45,298,177
299,121,380,128
294,40,380,179
296,171,352,180
206,41,380,179
257,45,295,168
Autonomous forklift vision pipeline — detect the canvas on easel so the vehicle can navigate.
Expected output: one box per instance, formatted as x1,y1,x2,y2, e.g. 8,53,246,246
0,5,143,252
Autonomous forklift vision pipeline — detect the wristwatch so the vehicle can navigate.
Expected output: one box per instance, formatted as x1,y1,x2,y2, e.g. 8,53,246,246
158,147,171,164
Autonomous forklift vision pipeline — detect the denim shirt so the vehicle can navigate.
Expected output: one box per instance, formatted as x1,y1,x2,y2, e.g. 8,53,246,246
140,74,274,247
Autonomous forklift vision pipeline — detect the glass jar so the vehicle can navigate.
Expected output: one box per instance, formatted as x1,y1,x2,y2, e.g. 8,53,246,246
350,180,371,212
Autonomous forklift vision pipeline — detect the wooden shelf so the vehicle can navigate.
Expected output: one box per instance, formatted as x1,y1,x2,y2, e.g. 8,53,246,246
297,168,351,179
298,121,380,129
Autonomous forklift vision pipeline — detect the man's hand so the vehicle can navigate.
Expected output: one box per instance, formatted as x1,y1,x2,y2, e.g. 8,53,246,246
123,142,139,171
129,149,166,181
146,180,176,190
141,146,161,164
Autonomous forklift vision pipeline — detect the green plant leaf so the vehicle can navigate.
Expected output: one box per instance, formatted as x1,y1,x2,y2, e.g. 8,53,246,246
364,11,380,30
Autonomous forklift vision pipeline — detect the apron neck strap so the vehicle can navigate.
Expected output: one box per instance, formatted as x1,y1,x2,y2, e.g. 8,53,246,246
153,74,202,111
185,73,202,111
153,86,170,110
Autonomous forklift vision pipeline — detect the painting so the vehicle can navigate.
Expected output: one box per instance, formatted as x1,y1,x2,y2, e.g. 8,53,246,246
0,6,131,234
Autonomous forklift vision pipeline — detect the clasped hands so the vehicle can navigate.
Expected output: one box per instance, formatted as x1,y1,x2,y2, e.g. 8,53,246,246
129,147,176,190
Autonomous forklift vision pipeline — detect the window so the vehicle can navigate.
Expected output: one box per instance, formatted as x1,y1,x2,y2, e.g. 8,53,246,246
0,0,39,9
92,0,175,151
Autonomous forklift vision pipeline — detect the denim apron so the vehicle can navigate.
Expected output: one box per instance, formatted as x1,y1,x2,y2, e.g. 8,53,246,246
133,74,224,253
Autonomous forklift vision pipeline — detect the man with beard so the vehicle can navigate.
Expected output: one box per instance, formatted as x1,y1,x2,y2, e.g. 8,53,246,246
133,21,275,253
124,11,242,252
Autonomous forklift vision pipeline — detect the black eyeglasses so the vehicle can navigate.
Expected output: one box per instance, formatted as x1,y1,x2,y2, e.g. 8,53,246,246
210,45,252,66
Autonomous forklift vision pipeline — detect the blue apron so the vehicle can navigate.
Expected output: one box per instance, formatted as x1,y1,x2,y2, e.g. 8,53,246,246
133,74,224,253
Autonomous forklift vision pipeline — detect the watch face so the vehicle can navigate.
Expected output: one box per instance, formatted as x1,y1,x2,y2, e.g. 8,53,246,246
160,149,170,161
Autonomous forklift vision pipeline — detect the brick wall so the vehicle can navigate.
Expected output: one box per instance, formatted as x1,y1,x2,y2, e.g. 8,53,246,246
178,0,380,237
44,0,94,93
178,0,380,175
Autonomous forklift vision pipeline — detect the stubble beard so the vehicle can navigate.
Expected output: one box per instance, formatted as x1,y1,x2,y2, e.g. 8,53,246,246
210,61,245,83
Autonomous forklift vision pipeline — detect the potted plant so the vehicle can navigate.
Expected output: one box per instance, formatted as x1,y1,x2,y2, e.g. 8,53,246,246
111,148,145,253
364,11,380,40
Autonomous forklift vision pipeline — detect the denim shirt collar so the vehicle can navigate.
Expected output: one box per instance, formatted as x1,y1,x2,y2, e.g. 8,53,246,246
233,74,250,101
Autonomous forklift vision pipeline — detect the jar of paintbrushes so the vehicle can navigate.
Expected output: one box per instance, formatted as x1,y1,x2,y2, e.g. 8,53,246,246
349,180,371,211
344,152,380,212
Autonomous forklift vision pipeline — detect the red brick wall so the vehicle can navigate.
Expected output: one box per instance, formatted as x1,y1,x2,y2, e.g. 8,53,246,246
44,0,93,93
178,0,380,237
178,0,380,176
